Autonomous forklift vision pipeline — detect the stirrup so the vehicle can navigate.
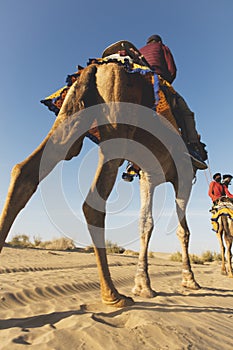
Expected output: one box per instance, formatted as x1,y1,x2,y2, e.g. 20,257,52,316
122,162,140,182
122,172,134,182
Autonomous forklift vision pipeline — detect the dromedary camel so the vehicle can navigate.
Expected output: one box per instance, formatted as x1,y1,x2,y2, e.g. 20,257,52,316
0,58,200,307
212,201,233,277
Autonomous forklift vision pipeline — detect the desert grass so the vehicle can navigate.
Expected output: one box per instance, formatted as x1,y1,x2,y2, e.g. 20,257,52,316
170,250,222,264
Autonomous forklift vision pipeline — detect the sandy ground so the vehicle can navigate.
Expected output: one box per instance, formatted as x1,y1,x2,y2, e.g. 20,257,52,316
0,247,233,350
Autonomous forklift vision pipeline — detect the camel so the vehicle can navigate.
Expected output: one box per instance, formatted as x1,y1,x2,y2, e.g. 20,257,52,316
212,200,233,277
0,57,201,307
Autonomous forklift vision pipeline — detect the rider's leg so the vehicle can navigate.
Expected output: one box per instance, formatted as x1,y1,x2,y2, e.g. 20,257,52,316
172,93,208,169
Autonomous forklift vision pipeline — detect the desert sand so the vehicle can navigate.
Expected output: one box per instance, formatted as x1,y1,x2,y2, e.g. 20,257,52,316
0,246,233,350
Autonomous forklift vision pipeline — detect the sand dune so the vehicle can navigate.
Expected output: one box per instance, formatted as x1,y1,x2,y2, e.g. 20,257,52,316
0,247,233,349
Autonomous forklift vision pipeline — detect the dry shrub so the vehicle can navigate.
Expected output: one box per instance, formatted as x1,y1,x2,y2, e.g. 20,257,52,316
85,240,125,254
8,234,32,248
201,250,214,262
105,240,125,254
171,250,222,264
189,254,204,265
148,251,154,258
212,252,222,261
39,237,75,251
170,251,182,262
201,250,221,262
123,250,139,256
84,245,95,253
170,251,203,264
33,235,42,247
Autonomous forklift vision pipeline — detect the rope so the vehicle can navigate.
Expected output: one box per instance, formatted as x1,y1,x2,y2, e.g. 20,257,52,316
203,161,212,211
204,168,211,185
206,158,212,180
203,159,212,187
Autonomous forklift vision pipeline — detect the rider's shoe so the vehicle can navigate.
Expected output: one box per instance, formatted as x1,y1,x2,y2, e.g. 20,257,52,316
186,143,208,170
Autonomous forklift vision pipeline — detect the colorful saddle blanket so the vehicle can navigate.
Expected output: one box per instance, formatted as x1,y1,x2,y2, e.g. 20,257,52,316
41,41,179,144
210,199,233,232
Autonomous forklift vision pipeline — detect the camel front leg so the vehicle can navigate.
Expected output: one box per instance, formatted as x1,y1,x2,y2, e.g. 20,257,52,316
0,142,48,250
0,125,85,252
175,188,200,290
0,64,98,251
83,152,134,307
132,171,156,298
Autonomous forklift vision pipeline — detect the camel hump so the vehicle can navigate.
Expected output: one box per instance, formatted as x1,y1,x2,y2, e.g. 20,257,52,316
102,40,140,57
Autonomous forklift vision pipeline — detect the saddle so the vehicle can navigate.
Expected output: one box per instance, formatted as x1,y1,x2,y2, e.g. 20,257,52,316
102,40,151,68
212,197,233,211
41,40,179,145
211,198,233,232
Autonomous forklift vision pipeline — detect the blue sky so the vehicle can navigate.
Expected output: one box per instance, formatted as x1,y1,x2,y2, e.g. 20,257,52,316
1,0,233,254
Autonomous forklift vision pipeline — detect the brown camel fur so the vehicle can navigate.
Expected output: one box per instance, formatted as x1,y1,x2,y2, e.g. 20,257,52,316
0,62,200,307
216,213,233,277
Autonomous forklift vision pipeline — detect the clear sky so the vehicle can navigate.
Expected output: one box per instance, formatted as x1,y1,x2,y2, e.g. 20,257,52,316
1,0,233,254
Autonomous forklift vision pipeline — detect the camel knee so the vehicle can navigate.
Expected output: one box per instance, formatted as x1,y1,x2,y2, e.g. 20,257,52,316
11,162,24,179
65,139,83,161
176,224,190,243
140,215,154,236
12,161,39,188
82,201,105,227
177,233,189,247
82,201,107,248
6,160,41,213
82,201,91,221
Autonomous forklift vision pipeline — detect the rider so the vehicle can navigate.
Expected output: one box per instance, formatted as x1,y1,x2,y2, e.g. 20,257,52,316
139,34,207,170
222,174,233,201
122,35,207,181
208,173,225,204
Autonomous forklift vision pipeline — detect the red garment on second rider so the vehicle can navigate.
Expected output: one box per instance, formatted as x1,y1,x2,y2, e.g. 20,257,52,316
139,41,177,83
222,184,233,199
208,181,225,202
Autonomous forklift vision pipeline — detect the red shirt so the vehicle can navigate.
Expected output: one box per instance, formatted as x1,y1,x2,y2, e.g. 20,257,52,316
139,42,177,83
223,185,233,198
208,181,225,202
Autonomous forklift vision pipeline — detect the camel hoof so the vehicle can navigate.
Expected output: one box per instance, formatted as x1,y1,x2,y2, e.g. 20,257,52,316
103,295,134,308
132,286,141,296
140,289,157,298
182,280,201,290
132,286,157,298
228,275,233,279
221,271,227,276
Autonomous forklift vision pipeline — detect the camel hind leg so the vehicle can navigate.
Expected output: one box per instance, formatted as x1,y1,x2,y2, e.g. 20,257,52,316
176,214,200,289
216,231,227,275
224,234,233,277
174,181,200,290
132,171,156,298
221,216,233,277
83,150,134,307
